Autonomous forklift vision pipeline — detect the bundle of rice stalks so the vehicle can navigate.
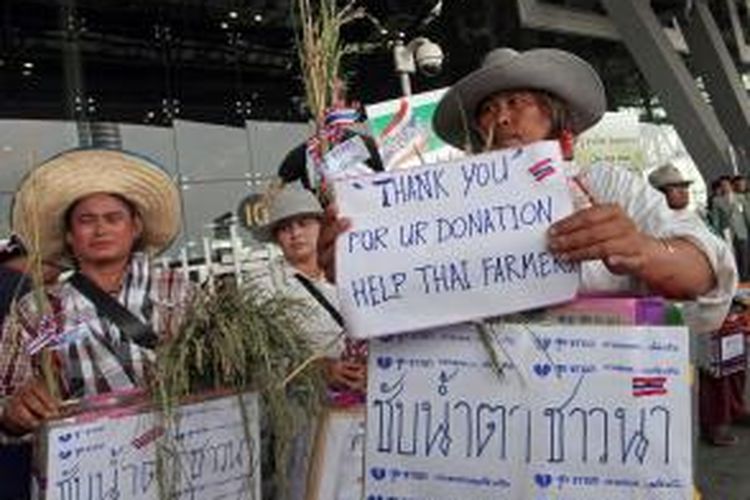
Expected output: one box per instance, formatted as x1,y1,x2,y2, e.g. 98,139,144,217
295,0,364,147
151,281,325,500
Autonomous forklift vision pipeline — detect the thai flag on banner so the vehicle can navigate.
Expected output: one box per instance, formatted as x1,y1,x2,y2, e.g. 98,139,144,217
632,376,668,397
528,157,557,182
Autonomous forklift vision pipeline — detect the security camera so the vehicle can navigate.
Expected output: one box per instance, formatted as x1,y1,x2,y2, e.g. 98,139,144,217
411,37,443,76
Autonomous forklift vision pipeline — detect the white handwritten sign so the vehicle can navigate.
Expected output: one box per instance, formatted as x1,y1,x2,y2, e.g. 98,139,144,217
335,141,578,338
306,407,366,500
38,392,260,500
365,323,692,499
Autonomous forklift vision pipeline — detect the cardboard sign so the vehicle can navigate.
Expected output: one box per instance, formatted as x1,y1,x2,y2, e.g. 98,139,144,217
365,323,692,500
335,141,578,338
306,407,366,500
38,392,261,500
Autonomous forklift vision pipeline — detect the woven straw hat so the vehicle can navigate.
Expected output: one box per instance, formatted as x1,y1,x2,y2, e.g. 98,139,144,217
257,182,323,243
433,47,606,151
11,148,181,261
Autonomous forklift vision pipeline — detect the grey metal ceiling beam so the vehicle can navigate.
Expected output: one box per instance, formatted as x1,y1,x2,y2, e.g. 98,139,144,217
516,0,688,52
600,0,734,179
726,0,750,64
683,0,750,167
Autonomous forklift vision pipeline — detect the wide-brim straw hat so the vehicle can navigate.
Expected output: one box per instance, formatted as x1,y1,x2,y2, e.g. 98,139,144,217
257,182,323,243
433,47,607,151
11,148,181,261
648,162,693,189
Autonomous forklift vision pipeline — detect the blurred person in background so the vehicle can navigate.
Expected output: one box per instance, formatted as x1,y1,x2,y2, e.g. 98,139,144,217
648,162,693,211
712,175,749,281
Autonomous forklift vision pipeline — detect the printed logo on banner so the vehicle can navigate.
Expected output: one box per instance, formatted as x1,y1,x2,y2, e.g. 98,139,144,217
534,473,553,488
533,363,553,378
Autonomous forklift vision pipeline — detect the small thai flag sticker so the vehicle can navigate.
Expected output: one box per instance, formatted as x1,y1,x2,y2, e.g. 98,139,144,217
632,376,668,397
528,158,556,182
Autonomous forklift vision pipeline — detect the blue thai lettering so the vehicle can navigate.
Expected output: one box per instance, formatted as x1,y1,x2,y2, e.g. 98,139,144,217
421,401,452,457
588,407,609,464
650,405,671,464
544,407,566,463
568,407,589,463
476,403,509,459
615,407,649,464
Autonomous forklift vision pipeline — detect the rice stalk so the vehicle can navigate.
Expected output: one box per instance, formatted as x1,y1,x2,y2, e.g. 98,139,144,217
151,281,324,500
294,0,364,152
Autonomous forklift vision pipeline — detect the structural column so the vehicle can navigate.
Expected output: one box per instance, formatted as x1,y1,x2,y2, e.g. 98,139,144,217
600,0,734,180
682,0,750,170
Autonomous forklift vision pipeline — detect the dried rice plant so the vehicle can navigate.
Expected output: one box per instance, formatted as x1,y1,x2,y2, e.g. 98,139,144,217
295,0,364,148
2,153,61,399
151,280,325,500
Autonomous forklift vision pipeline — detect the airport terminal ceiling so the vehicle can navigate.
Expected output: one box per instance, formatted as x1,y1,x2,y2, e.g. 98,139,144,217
0,0,746,127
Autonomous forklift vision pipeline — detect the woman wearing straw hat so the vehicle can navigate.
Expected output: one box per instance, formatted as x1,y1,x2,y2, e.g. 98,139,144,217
319,47,735,334
0,149,192,435
259,182,366,396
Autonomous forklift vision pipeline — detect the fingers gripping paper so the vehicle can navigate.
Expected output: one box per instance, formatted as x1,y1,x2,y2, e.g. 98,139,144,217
334,141,579,338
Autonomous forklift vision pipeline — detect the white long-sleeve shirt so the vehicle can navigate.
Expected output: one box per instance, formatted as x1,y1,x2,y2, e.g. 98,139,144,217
576,162,737,334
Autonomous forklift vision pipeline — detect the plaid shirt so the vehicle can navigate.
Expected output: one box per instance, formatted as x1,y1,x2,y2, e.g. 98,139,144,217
0,253,193,399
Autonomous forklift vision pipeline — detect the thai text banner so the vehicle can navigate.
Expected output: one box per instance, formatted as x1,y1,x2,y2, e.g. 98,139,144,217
335,141,578,338
365,323,692,500
41,392,260,500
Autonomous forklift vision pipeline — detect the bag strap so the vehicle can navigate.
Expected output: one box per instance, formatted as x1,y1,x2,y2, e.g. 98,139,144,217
293,273,344,328
69,272,158,350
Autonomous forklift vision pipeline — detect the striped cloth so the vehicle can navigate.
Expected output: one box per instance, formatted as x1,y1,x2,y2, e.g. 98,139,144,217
0,253,193,399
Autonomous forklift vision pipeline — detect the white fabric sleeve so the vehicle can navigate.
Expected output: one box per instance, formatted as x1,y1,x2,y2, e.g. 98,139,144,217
580,163,737,333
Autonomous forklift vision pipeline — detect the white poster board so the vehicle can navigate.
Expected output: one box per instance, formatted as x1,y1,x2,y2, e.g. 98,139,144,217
306,407,366,500
39,392,260,500
364,87,464,170
366,323,692,499
335,141,578,338
576,111,644,172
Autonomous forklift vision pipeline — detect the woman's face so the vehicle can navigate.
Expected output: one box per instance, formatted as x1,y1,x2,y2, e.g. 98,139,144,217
475,90,554,151
275,216,321,266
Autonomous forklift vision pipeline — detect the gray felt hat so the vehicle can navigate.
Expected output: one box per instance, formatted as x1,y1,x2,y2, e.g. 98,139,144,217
257,182,323,242
433,47,607,151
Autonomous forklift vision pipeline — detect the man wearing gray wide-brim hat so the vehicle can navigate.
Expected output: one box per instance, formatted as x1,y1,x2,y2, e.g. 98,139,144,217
648,162,693,211
429,46,737,338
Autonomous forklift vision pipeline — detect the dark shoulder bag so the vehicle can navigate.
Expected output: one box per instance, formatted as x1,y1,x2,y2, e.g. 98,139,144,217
69,272,159,350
